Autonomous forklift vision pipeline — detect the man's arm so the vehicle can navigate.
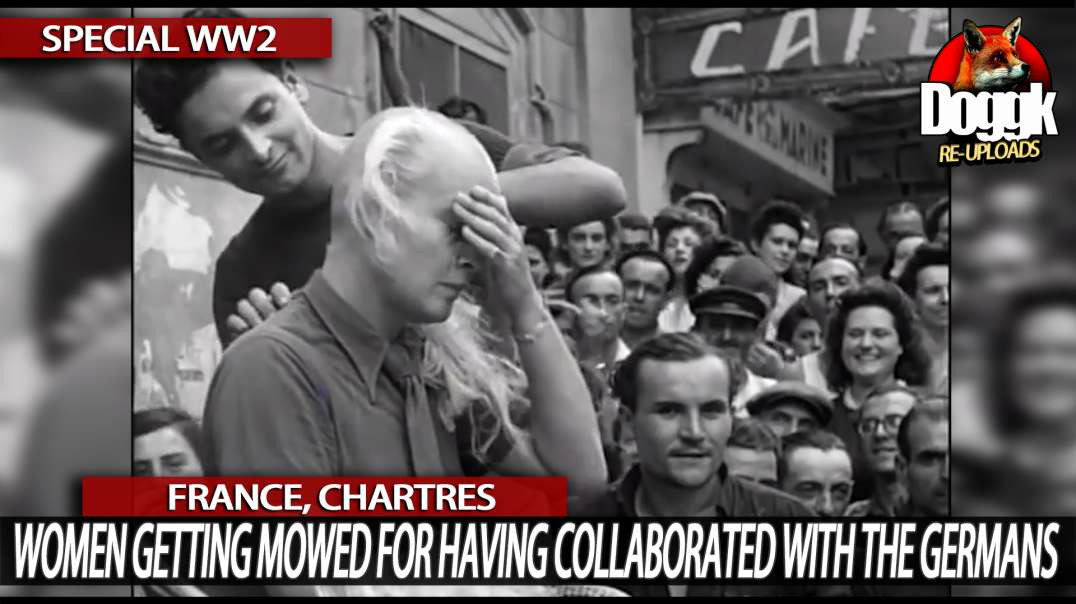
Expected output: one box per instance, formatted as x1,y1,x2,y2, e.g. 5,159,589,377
500,155,627,228
462,121,628,228
370,10,413,108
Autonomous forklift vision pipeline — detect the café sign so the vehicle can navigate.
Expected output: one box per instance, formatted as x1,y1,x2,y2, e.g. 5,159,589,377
641,7,948,87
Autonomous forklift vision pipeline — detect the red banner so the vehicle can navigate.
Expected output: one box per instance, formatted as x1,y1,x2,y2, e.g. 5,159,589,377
0,18,332,58
82,477,568,517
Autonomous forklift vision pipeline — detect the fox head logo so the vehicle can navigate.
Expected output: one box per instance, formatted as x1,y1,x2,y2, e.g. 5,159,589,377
923,16,1055,165
955,17,1029,92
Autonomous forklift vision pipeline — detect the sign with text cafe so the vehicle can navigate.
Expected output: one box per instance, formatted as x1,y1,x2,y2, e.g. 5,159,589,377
634,7,949,105
633,7,949,199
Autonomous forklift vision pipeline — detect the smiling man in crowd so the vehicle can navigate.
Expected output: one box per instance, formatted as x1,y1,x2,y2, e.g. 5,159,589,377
845,385,919,517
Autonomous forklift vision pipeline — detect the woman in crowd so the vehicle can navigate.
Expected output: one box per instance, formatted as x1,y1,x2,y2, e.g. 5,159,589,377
682,236,748,299
776,298,824,358
653,206,713,332
823,282,931,501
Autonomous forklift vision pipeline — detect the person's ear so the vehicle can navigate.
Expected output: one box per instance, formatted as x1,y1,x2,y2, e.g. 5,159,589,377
895,453,908,482
281,61,310,104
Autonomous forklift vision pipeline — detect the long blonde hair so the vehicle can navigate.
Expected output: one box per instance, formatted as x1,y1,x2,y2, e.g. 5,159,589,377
333,107,527,456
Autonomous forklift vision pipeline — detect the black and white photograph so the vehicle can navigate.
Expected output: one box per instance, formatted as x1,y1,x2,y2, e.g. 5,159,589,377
31,4,1076,598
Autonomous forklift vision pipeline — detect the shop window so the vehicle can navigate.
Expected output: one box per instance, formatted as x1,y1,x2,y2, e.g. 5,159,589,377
459,47,509,133
392,15,510,134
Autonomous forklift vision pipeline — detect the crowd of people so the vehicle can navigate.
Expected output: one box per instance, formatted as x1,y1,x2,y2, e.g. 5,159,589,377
524,191,951,523
127,7,952,597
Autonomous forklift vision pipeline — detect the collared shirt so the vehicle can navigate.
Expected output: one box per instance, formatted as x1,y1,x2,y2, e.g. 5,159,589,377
202,270,514,476
570,464,817,597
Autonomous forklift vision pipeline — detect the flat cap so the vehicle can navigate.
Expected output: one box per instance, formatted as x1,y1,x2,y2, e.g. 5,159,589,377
745,381,834,425
689,286,768,323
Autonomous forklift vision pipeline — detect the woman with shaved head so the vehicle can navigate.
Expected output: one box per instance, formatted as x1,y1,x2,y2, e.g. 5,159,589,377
203,108,607,498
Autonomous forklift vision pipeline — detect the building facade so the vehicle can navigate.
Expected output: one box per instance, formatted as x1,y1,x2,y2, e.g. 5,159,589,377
632,7,949,261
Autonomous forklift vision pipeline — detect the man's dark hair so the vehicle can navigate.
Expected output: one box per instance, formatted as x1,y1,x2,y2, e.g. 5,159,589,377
134,8,290,139
565,264,621,304
523,227,553,265
653,206,713,252
876,201,924,239
437,96,487,125
924,196,950,242
896,398,949,462
729,418,781,454
617,212,652,231
775,298,816,346
824,283,932,390
614,249,676,293
683,236,747,297
778,429,848,483
819,222,869,259
553,141,591,157
556,218,619,261
133,407,207,469
749,200,805,246
896,243,949,299
612,333,736,411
